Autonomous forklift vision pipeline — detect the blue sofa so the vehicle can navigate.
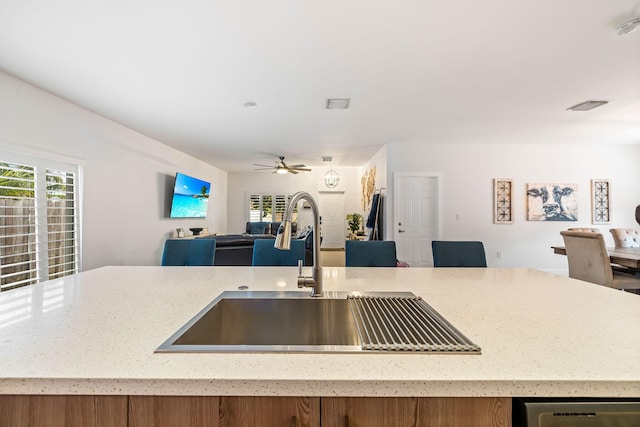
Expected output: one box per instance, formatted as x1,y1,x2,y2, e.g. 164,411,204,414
196,222,300,266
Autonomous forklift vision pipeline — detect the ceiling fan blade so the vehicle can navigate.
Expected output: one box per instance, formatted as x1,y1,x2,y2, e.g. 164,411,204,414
253,156,311,173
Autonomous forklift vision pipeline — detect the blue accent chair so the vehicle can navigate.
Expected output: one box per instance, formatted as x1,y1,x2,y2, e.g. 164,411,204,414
161,239,216,266
345,240,397,267
431,241,487,267
252,238,306,266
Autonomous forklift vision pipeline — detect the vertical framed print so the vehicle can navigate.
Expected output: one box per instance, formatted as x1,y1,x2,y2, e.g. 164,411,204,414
591,179,610,224
493,179,513,224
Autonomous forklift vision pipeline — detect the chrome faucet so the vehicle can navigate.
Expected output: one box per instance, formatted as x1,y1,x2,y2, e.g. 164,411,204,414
274,191,323,297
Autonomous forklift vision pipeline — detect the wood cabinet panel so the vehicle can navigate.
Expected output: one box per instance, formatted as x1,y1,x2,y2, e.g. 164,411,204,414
321,397,511,427
129,396,219,427
0,395,127,427
0,394,509,426
220,396,320,427
129,396,319,427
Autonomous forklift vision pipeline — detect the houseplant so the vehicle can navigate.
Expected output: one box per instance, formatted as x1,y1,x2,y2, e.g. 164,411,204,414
346,213,363,234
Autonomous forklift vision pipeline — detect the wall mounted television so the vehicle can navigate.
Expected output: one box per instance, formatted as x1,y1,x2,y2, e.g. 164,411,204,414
169,172,211,218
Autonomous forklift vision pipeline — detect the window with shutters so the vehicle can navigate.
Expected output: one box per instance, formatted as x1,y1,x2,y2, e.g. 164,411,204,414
0,155,80,291
248,194,297,224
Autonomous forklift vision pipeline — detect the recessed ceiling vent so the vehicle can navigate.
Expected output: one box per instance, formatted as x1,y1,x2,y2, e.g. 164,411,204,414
567,100,609,111
326,98,350,109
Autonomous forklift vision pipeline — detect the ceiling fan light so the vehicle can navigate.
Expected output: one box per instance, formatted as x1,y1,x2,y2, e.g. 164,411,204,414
276,168,288,174
617,18,640,36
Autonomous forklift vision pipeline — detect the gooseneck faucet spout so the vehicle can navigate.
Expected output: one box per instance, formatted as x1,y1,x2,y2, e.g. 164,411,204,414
274,191,323,297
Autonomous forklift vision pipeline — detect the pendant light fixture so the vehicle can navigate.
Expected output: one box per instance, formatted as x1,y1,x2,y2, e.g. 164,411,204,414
322,156,339,189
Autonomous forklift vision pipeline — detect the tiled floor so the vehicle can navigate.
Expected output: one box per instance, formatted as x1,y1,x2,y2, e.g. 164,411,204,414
320,249,345,267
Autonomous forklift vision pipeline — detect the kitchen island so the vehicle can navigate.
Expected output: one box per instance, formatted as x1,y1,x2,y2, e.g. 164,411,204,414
0,266,639,425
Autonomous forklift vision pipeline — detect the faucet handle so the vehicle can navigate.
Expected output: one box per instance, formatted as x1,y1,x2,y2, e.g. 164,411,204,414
297,259,303,277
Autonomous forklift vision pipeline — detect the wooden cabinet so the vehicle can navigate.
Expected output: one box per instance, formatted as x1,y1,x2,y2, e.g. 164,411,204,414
321,397,511,427
129,396,319,427
129,396,219,427
0,395,127,427
0,395,509,427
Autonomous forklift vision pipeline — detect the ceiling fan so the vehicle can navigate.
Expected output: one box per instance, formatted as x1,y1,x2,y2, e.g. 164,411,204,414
253,156,311,174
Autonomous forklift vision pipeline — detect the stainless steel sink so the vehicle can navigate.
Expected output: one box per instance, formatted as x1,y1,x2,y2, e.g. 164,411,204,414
156,290,481,353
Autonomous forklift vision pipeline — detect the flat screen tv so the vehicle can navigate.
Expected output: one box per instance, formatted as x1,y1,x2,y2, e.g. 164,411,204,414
169,172,211,218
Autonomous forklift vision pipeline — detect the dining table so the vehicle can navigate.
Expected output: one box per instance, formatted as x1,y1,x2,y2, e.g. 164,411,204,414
551,245,640,269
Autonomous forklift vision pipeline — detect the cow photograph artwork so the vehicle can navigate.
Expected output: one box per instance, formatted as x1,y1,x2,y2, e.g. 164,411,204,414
526,183,578,221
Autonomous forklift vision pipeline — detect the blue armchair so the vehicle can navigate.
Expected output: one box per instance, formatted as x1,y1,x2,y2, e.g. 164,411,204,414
252,238,305,266
345,240,397,267
161,239,216,266
431,241,487,267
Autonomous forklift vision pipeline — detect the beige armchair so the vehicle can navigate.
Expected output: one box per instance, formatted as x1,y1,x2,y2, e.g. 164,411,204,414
567,227,600,232
560,230,640,291
609,228,640,248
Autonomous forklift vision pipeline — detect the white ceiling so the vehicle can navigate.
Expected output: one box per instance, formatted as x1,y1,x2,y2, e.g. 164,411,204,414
1,0,639,172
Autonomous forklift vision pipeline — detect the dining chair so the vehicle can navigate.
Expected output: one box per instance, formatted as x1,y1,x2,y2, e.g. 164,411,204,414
252,238,305,266
567,227,600,233
161,239,216,266
560,230,640,290
609,228,640,248
431,241,487,267
345,240,397,267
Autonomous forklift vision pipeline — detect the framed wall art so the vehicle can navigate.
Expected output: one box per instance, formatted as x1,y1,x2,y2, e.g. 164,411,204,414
526,183,578,221
493,179,513,224
591,179,610,224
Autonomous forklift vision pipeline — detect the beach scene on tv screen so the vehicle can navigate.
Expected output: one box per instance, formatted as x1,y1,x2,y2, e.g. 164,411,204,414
170,173,210,218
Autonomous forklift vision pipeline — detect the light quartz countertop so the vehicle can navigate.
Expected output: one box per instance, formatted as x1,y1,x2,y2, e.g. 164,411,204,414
0,266,639,397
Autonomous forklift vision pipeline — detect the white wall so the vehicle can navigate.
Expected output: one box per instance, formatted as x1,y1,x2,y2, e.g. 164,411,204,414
227,166,362,235
385,142,640,272
4,70,639,274
0,72,227,270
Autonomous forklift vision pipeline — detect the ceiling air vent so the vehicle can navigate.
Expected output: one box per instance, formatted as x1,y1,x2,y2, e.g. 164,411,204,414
567,100,609,111
326,98,350,109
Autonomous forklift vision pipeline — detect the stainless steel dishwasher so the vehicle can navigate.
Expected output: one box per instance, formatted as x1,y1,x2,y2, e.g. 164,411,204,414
513,398,640,426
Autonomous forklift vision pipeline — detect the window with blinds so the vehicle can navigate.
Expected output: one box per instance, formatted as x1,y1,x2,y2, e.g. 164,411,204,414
0,158,80,291
46,168,78,280
0,163,38,290
248,194,297,223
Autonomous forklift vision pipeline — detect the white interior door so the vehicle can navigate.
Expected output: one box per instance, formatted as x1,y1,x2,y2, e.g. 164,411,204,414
319,192,345,249
393,173,442,267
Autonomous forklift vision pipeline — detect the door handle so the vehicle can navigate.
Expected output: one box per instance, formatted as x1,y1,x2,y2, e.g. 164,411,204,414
398,229,406,233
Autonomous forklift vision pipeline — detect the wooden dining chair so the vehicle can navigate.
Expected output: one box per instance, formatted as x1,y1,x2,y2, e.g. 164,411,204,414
560,230,640,291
